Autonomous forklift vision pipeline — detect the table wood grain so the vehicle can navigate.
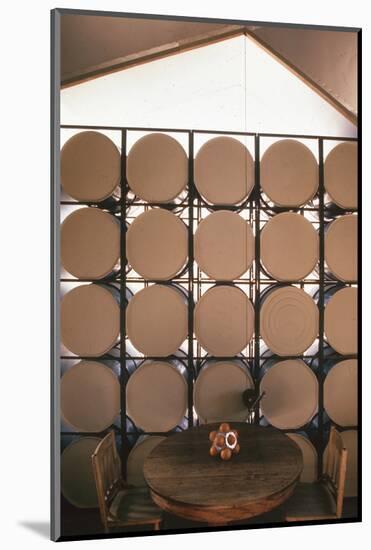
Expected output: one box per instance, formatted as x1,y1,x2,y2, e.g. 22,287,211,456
143,423,303,525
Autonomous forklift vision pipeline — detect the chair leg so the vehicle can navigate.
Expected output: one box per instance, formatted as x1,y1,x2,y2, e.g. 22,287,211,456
154,520,161,531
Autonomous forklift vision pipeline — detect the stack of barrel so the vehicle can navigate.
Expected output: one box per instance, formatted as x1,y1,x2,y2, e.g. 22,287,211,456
58,129,357,510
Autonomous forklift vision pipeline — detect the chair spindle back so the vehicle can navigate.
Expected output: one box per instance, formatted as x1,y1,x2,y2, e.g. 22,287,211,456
323,426,348,518
92,431,122,530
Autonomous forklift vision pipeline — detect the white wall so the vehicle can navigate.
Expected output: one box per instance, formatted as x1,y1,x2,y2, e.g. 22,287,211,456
61,35,356,138
61,36,246,132
243,34,356,137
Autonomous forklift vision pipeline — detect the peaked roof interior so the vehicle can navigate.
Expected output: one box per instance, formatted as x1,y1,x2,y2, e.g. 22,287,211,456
60,13,358,123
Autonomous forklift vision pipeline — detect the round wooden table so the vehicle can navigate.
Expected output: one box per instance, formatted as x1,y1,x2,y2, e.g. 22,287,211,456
143,423,303,525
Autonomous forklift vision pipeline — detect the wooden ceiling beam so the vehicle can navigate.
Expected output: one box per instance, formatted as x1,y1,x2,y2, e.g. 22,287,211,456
61,25,245,88
244,29,357,125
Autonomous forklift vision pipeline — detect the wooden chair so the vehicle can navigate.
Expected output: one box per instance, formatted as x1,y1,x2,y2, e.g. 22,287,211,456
91,431,162,533
284,426,348,521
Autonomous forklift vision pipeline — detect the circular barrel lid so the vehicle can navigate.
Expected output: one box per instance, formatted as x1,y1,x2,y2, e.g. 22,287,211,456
260,286,318,356
127,133,188,202
126,361,188,431
61,131,121,202
126,208,188,280
260,359,318,429
324,287,357,355
260,139,318,207
324,359,357,426
61,437,101,508
61,208,120,279
286,433,318,482
325,215,357,282
260,213,319,281
323,429,358,497
127,436,166,487
194,286,254,356
324,142,357,209
61,361,120,432
61,285,120,356
194,137,254,205
194,211,254,280
126,285,188,356
194,361,254,423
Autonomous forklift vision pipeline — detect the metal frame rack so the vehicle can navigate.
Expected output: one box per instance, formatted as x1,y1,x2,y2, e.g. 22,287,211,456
60,124,358,488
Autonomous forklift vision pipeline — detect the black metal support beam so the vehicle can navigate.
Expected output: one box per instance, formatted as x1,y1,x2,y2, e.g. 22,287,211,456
187,131,195,429
119,129,130,479
317,138,325,477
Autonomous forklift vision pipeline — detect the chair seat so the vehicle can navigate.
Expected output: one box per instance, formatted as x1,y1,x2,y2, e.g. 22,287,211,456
284,482,337,521
109,486,162,525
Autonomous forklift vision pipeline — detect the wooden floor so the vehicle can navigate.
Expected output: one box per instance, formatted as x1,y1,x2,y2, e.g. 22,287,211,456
61,496,359,538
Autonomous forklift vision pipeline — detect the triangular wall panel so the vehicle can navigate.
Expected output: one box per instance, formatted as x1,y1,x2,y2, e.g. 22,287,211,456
61,35,356,138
